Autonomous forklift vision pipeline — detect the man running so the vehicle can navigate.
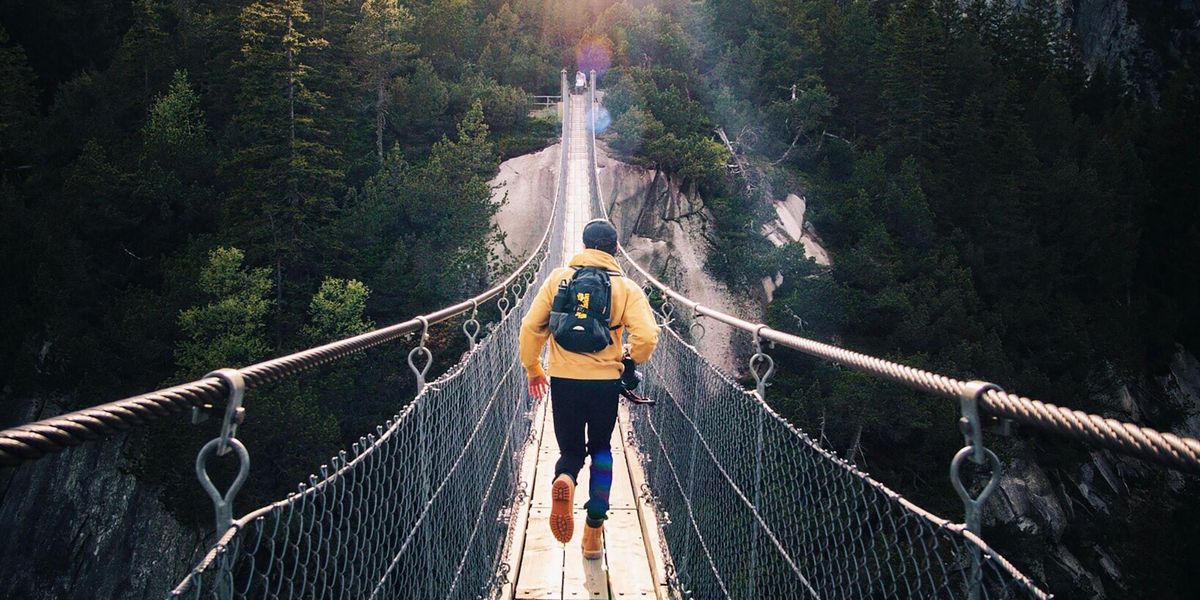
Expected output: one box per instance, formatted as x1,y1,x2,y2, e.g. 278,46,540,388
518,219,659,559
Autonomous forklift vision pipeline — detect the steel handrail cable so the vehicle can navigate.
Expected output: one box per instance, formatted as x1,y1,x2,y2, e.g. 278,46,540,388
583,77,1200,475
0,123,566,469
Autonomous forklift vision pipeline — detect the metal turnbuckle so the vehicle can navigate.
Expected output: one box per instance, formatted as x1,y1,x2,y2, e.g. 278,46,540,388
194,369,250,536
408,316,433,394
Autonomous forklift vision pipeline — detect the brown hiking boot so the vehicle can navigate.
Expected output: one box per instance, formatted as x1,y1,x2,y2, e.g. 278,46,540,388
550,474,574,543
582,522,604,559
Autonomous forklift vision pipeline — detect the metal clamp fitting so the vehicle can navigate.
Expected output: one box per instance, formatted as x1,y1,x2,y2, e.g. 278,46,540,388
959,381,1001,465
204,369,246,456
194,368,250,536
952,381,1005,546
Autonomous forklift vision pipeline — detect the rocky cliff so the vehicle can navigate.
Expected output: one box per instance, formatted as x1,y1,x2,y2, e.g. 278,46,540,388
1049,0,1200,98
0,397,204,599
981,345,1200,597
593,143,764,374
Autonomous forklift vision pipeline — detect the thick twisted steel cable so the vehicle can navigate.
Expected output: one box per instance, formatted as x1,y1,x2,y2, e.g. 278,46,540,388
0,180,559,470
583,80,1200,475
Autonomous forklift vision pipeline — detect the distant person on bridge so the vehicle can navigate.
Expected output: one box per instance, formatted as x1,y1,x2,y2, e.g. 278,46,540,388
519,219,659,558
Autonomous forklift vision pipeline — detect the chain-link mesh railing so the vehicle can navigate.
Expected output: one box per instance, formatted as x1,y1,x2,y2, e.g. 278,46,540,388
170,279,543,599
624,323,1048,599
169,71,574,600
583,71,1048,598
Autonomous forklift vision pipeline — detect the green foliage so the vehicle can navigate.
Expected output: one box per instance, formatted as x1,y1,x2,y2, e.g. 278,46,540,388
337,103,501,321
304,278,374,343
349,0,417,162
610,106,664,157
703,0,1200,592
175,247,274,378
0,26,37,164
143,70,207,161
0,0,594,534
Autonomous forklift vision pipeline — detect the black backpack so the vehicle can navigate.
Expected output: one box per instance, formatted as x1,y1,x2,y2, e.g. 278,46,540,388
550,266,618,353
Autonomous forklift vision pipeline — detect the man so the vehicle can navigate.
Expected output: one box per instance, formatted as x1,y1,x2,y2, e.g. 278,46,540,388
518,219,659,559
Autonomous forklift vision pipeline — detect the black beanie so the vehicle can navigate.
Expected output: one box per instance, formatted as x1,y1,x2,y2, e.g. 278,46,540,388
582,219,619,254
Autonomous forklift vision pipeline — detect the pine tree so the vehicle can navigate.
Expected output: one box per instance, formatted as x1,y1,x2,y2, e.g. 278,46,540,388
175,247,274,377
875,0,950,161
227,0,345,319
0,26,37,174
142,70,208,169
350,0,417,162
112,0,171,105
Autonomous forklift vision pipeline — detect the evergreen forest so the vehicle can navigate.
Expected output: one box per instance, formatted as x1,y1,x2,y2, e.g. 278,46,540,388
1,0,1198,597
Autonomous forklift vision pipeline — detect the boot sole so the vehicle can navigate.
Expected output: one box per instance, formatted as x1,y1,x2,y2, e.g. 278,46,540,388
550,477,574,544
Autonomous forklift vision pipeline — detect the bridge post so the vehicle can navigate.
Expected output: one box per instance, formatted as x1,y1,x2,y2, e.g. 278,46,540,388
561,68,568,109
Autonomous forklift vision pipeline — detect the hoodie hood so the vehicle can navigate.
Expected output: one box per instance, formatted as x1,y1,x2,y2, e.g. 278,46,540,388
567,249,623,274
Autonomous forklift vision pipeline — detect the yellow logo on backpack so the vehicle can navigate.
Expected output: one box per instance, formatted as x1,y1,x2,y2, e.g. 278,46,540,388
575,292,590,319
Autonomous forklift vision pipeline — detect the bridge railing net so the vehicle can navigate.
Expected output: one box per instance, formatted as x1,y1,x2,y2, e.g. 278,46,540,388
171,266,544,599
171,79,572,600
624,321,1050,600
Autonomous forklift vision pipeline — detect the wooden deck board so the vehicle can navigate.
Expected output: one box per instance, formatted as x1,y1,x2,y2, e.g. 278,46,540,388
603,510,656,600
499,400,549,600
512,403,661,600
563,507,609,599
514,508,565,599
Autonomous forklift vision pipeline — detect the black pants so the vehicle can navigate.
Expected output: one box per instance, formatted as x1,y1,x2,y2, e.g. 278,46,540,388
550,377,619,524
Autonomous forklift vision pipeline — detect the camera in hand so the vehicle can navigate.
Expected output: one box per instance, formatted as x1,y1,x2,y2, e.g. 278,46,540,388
619,357,654,405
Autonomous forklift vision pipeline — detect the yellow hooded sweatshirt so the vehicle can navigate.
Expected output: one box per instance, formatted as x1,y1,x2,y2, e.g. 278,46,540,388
519,249,659,380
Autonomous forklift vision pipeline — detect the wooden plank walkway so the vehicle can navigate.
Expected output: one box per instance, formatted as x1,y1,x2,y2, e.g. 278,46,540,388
508,402,664,600
503,94,670,600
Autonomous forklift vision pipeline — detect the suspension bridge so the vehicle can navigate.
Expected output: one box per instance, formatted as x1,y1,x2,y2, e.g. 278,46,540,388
2,71,1200,600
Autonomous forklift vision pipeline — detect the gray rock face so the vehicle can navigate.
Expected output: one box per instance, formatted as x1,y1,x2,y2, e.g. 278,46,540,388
0,398,203,599
595,143,761,374
1037,0,1200,97
981,346,1200,597
990,455,1069,540
1074,0,1147,75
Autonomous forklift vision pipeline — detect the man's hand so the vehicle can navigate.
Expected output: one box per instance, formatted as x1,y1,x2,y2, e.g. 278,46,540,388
529,374,550,399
